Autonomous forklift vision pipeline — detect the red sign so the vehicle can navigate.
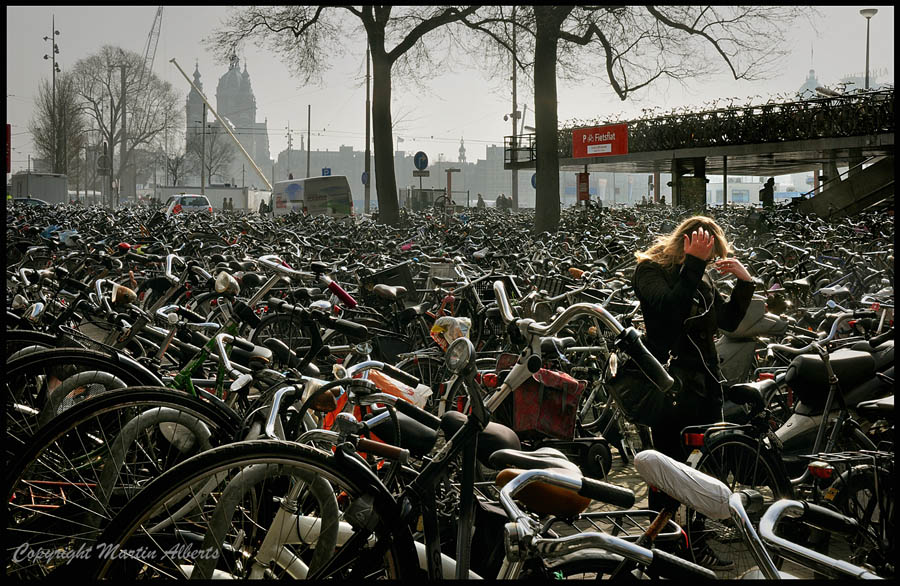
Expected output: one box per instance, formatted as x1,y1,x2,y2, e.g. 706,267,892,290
577,172,590,202
572,123,628,159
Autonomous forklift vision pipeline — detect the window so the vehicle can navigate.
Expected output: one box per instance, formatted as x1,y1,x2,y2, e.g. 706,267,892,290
731,189,750,203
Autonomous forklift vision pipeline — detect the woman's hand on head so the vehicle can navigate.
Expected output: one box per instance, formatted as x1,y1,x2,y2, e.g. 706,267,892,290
715,258,752,282
684,228,714,261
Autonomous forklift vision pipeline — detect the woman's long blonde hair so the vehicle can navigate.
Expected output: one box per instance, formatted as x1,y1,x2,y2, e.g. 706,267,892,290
635,215,733,268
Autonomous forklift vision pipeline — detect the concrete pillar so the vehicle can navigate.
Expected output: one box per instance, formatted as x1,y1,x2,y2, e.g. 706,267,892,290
848,148,864,178
653,171,660,203
670,157,707,211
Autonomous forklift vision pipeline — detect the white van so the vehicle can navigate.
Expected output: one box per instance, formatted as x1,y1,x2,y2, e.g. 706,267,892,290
269,176,353,218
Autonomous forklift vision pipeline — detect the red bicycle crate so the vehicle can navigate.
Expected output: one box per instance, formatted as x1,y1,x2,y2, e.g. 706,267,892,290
512,369,586,441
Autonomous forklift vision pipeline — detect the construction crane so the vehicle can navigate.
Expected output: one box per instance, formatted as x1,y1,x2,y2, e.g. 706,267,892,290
138,6,163,92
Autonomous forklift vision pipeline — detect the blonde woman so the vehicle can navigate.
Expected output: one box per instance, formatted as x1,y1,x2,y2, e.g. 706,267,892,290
632,215,754,569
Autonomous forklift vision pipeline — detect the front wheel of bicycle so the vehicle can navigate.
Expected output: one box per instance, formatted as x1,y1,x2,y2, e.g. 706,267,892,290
68,440,416,580
686,434,792,579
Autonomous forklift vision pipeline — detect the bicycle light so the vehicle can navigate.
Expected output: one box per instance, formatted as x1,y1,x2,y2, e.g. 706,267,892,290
445,337,475,374
215,271,240,295
807,461,835,480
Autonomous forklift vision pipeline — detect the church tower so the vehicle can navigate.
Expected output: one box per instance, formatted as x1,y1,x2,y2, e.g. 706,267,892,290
458,138,467,163
185,62,205,150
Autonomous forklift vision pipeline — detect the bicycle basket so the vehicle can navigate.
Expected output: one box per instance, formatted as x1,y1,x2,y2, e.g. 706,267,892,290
531,275,573,298
474,275,521,304
426,262,458,290
511,369,586,441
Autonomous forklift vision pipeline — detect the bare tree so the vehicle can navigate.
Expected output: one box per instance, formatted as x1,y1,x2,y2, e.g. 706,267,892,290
166,147,192,187
187,123,236,185
207,5,480,226
462,6,808,232
71,45,181,204
28,72,87,179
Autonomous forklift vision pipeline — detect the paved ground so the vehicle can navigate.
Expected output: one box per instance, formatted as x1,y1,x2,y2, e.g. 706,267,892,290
595,447,818,580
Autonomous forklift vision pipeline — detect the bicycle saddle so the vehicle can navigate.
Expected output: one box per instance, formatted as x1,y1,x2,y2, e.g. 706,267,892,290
785,349,875,399
373,284,407,301
490,447,592,518
430,276,456,287
784,277,814,290
364,409,438,457
540,336,576,356
725,379,775,415
398,302,431,323
440,410,521,467
239,272,264,288
856,394,893,419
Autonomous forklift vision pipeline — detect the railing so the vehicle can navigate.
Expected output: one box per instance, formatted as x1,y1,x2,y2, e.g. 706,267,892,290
506,89,894,164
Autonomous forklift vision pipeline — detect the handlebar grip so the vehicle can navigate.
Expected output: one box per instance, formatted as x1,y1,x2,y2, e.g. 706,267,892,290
327,280,358,309
798,501,859,536
356,438,409,464
393,399,442,431
616,328,675,391
648,547,717,580
229,336,256,352
329,317,369,340
381,363,421,388
869,328,894,347
267,297,289,312
176,306,208,324
853,310,878,320
578,478,635,509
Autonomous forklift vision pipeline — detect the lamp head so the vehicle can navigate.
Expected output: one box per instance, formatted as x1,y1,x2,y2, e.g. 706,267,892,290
859,8,878,19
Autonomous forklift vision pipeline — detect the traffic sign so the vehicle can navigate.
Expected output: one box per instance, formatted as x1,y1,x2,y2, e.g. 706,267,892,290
413,170,430,177
361,171,369,185
531,173,537,189
414,151,428,170
322,168,331,176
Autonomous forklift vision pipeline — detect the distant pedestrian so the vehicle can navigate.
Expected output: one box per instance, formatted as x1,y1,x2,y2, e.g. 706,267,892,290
759,177,775,210
476,194,485,209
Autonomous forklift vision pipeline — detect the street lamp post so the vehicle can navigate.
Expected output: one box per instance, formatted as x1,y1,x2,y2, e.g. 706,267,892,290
859,8,878,90
43,15,60,173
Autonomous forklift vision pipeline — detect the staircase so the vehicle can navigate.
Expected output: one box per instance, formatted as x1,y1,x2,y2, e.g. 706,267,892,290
795,156,894,218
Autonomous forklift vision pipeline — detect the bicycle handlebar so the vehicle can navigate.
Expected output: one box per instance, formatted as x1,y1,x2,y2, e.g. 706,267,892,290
759,500,880,579
768,310,876,356
498,469,713,580
258,254,315,280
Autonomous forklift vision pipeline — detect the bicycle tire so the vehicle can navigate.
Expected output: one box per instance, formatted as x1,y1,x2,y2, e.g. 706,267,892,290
828,463,894,576
5,387,242,579
5,347,165,466
69,440,415,580
394,354,448,415
686,434,792,578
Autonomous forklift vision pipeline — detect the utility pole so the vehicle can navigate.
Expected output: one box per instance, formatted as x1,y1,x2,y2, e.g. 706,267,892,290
510,5,518,210
306,105,311,178
119,61,127,206
201,103,206,194
364,46,371,213
43,15,60,173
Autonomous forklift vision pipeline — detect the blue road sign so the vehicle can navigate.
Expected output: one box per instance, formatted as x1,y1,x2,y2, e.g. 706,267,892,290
322,168,331,176
414,151,428,171
361,171,369,185
531,173,537,189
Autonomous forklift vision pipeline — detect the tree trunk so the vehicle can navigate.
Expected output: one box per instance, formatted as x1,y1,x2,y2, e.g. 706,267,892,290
371,51,400,226
532,8,568,234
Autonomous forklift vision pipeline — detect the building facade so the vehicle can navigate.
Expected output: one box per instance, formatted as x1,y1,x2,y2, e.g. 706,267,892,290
185,57,272,187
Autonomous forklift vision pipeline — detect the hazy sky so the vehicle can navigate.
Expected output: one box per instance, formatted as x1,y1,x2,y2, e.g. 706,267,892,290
6,5,895,175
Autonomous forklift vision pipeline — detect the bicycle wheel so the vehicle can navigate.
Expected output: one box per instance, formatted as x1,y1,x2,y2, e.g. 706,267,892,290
829,464,894,576
5,347,164,467
394,354,448,415
249,312,312,369
686,434,792,578
5,387,241,579
70,440,414,580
